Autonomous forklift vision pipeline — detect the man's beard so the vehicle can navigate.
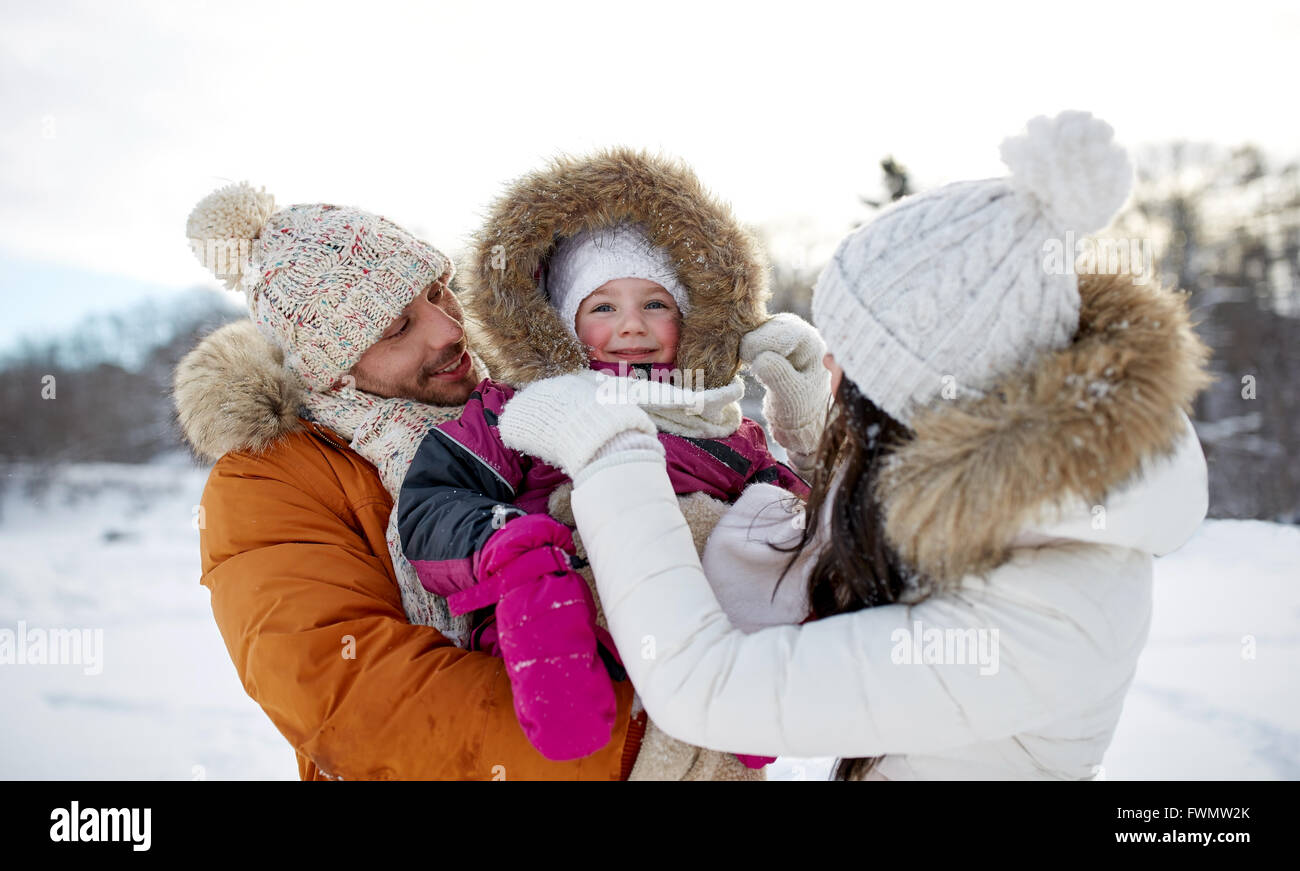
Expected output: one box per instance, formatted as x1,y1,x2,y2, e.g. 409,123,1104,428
350,346,480,406
404,348,479,405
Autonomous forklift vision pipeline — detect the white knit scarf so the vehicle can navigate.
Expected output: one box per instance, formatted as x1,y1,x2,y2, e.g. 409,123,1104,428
609,373,746,438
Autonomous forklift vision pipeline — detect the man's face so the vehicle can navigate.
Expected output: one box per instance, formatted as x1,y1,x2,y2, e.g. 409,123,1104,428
348,273,481,405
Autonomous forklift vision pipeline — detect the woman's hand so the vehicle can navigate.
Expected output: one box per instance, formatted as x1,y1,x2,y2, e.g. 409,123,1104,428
739,313,832,459
498,370,661,479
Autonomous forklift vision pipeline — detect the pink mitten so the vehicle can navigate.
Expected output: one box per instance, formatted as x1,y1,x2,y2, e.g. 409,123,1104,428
735,753,777,769
451,513,617,761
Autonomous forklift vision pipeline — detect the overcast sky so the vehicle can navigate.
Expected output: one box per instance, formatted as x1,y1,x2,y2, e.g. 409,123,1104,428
2,0,1297,342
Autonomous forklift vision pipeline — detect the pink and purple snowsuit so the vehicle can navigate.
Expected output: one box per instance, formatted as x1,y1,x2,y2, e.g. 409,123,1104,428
395,366,808,762
398,373,809,654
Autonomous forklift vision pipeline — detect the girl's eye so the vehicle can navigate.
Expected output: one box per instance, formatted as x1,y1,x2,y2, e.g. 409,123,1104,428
592,303,613,313
646,300,668,310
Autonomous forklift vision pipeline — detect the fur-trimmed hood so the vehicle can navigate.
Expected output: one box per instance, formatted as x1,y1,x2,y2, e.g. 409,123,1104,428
463,148,771,390
879,270,1213,585
173,319,309,463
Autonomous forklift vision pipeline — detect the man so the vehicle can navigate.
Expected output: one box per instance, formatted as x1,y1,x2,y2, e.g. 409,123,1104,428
173,182,644,780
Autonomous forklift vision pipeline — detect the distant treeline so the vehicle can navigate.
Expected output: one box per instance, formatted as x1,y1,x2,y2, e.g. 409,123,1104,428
764,143,1300,523
3,141,1297,523
0,291,244,464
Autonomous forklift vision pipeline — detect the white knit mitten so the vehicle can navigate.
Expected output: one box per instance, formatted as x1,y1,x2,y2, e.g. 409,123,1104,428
497,370,659,479
700,483,814,631
739,313,832,461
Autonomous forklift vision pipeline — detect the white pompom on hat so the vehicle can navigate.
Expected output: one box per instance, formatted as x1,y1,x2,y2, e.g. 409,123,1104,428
811,110,1134,426
185,182,278,291
185,181,453,392
999,111,1134,234
544,220,690,341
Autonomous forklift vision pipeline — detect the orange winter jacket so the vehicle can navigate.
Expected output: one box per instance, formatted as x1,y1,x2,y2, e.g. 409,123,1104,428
196,416,644,780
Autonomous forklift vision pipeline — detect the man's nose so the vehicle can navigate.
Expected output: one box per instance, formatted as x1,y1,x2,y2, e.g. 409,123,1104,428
422,301,464,349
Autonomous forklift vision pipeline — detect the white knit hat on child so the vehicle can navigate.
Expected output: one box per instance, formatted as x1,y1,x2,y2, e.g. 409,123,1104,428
811,110,1135,426
545,220,690,339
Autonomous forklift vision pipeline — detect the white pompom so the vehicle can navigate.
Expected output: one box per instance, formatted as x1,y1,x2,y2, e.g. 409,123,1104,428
999,111,1133,234
186,181,276,289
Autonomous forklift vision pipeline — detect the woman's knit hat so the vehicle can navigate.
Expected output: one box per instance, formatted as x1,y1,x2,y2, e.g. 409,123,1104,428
544,220,690,339
811,110,1134,425
186,182,453,392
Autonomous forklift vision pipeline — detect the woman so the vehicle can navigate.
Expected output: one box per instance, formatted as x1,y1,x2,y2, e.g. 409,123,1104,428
494,111,1213,779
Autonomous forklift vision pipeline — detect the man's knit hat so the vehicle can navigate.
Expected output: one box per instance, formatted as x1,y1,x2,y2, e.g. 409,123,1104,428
186,182,452,392
544,220,690,340
811,110,1134,426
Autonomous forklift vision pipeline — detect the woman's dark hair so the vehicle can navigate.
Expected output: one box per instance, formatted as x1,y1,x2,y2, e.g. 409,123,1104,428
770,375,917,781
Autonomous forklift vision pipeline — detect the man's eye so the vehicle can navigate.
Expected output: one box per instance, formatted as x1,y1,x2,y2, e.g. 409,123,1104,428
428,285,444,301
389,319,409,339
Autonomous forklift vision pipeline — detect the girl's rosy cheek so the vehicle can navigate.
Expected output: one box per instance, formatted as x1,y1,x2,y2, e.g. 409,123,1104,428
576,317,605,349
658,317,681,346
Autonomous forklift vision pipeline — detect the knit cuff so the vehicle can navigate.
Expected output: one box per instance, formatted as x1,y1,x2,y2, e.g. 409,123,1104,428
782,446,821,482
763,391,828,456
595,429,662,458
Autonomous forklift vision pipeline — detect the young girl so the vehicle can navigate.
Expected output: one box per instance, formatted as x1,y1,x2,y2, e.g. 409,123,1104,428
366,150,829,777
496,111,1213,780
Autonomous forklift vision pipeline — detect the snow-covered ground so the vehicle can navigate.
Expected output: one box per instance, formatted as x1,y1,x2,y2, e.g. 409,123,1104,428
0,460,1296,780
1103,519,1300,780
0,458,294,780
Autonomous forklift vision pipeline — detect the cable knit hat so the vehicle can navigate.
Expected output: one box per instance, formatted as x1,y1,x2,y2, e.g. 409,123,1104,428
185,182,453,392
811,110,1134,425
545,220,690,339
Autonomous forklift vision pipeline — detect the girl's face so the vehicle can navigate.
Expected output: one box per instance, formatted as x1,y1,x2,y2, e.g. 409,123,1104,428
575,278,681,365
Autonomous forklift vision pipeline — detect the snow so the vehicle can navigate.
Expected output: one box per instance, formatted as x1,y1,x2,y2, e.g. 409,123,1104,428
0,459,294,780
1102,519,1300,780
1,460,1296,780
776,518,1300,781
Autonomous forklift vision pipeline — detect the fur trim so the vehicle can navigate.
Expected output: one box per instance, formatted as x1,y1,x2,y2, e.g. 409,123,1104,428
879,271,1213,585
464,148,771,390
629,718,764,781
173,319,305,462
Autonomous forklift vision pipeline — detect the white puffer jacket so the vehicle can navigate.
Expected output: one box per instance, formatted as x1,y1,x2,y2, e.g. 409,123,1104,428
565,272,1213,780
